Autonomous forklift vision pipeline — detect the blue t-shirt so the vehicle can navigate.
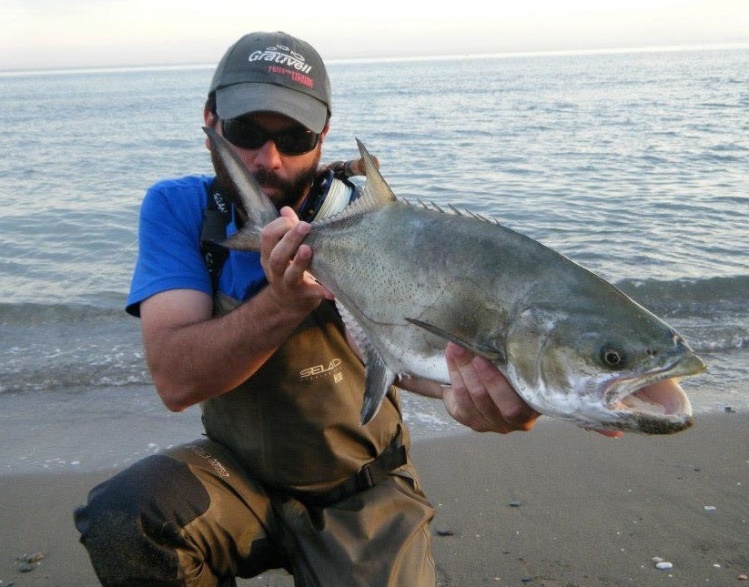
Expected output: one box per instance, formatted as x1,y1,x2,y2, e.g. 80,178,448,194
126,175,267,316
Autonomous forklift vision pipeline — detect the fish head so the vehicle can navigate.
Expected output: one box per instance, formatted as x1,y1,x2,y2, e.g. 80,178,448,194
504,298,706,434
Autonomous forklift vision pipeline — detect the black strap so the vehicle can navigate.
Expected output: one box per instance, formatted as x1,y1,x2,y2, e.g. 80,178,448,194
281,430,407,508
200,179,233,292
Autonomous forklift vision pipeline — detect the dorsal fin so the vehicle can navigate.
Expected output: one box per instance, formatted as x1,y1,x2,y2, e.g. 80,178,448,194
311,140,399,228
356,139,397,207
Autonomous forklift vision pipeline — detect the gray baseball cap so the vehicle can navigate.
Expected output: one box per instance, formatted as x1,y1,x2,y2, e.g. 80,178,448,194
209,31,331,133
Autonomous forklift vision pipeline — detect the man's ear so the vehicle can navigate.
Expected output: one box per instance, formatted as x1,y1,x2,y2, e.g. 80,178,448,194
203,107,219,150
319,121,330,143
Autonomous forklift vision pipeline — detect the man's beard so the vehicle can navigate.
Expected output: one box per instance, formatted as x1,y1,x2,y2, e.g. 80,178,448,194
211,144,322,215
253,161,318,211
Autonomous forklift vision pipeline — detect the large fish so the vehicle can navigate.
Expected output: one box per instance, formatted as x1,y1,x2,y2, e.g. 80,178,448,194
205,127,706,435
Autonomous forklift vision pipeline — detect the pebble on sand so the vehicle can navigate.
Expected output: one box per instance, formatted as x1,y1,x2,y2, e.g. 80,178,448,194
652,557,674,571
14,552,45,573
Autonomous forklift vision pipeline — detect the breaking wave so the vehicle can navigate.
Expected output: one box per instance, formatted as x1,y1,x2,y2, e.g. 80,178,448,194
2,273,746,395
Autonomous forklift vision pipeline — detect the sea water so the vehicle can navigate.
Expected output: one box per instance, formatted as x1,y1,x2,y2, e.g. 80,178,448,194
0,47,747,473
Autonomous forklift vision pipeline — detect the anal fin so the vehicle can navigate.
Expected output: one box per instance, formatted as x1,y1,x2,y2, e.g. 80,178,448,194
334,301,396,426
361,346,397,425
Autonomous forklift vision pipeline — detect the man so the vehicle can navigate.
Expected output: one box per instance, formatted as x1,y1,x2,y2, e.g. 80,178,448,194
74,31,539,586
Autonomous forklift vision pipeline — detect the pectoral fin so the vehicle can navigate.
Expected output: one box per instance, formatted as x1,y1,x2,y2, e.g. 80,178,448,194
406,318,505,363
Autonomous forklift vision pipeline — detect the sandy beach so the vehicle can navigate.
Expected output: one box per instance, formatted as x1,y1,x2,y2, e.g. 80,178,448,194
1,413,746,587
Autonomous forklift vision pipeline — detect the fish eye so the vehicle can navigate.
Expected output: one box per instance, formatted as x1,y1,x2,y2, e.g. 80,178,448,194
600,347,625,369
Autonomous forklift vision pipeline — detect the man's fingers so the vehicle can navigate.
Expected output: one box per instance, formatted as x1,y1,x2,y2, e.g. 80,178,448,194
257,208,326,314
262,217,311,276
444,344,494,431
444,343,540,434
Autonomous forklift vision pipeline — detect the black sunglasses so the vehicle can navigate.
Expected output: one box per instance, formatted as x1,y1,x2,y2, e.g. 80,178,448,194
220,118,320,156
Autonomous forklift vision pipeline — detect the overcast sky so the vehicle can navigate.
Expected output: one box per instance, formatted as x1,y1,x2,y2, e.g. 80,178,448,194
3,0,748,71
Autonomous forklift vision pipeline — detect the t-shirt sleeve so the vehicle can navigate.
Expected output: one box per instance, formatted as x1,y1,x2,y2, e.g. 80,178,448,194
126,178,212,317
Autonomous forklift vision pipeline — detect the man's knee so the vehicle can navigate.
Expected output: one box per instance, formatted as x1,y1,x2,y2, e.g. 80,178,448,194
74,454,210,586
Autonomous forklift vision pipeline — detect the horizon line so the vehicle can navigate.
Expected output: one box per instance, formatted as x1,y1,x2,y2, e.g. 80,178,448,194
2,40,748,78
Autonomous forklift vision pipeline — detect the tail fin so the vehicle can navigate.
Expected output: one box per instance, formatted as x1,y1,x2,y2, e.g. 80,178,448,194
203,127,279,250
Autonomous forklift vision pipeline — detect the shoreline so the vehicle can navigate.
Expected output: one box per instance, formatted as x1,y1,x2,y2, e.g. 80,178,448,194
1,413,746,586
1,378,744,478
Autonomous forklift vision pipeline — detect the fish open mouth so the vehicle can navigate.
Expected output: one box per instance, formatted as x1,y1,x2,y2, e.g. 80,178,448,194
601,354,706,433
611,378,692,417
602,377,695,434
605,354,705,415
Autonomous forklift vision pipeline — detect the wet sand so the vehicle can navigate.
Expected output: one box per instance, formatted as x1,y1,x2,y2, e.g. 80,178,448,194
1,413,746,586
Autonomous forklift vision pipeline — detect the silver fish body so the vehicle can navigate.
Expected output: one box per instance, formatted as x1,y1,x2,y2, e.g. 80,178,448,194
205,127,706,434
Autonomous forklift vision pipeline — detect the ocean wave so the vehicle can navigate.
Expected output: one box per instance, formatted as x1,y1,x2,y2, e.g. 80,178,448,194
0,301,123,326
2,301,146,394
1,274,746,395
616,275,749,318
0,359,152,395
4,275,745,325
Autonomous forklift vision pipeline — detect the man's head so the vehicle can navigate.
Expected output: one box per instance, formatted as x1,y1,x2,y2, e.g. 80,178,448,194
205,31,331,210
209,31,331,133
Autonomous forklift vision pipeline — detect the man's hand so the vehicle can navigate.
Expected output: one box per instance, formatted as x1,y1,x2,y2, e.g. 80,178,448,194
444,343,540,433
260,207,333,317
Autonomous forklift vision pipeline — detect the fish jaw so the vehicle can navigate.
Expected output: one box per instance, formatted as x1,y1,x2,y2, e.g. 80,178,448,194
606,379,694,434
595,352,706,434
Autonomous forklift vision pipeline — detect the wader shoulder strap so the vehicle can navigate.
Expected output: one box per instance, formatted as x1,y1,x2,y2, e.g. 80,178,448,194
200,179,232,292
